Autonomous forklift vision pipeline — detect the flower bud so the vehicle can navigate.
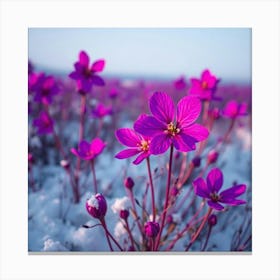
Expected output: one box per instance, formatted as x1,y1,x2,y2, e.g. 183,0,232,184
60,159,70,169
124,177,134,190
120,209,129,220
207,150,219,164
192,156,201,168
170,186,179,197
208,214,217,226
86,193,107,219
144,221,160,238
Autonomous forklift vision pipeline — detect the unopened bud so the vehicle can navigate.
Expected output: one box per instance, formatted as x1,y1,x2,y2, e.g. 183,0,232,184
124,177,134,190
207,150,219,164
86,193,107,219
192,156,201,168
208,214,217,226
144,221,160,238
120,209,129,220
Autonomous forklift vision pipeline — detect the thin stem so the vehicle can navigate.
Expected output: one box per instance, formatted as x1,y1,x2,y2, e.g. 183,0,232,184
146,157,156,222
201,225,213,251
101,219,124,251
53,130,66,159
124,219,136,250
185,207,212,251
90,159,98,193
155,145,174,251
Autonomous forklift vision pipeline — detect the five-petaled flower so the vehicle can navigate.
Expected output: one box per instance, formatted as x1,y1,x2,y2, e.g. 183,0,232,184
33,111,54,135
223,100,248,119
193,168,246,211
115,128,151,165
71,138,106,160
69,50,105,93
133,92,209,155
33,75,60,105
189,69,219,101
92,103,112,119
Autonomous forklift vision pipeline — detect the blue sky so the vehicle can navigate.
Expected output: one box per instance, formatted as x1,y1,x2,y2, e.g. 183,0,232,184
28,28,251,83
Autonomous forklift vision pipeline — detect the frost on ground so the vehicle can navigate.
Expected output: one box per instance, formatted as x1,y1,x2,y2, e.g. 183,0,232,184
28,76,252,252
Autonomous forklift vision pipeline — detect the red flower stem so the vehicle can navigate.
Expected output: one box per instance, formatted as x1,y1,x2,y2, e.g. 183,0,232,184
127,190,144,239
90,159,98,193
74,94,87,199
155,145,174,251
28,166,36,192
124,219,136,250
185,207,212,251
146,157,156,222
223,118,235,143
100,218,123,251
201,225,213,251
100,219,114,251
52,130,66,159
166,204,205,251
96,118,104,137
202,100,210,125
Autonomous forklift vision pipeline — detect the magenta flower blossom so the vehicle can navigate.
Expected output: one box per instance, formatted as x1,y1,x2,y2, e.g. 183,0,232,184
69,50,105,93
223,100,248,119
144,221,160,238
173,76,187,90
193,168,246,211
33,111,54,135
33,75,59,105
28,72,45,93
189,69,219,101
86,193,107,219
134,92,209,155
115,128,151,165
71,138,106,160
92,103,112,119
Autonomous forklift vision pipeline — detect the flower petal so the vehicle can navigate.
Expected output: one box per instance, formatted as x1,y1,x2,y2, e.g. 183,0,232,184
70,148,79,157
176,96,201,128
206,168,223,193
201,69,218,88
79,140,91,154
91,138,106,156
115,128,142,147
134,114,166,137
193,177,210,198
189,78,201,95
149,92,175,123
133,152,150,165
149,134,171,155
115,149,140,159
92,75,105,86
79,51,89,67
220,199,246,206
220,184,246,202
207,201,224,211
182,124,209,141
173,134,196,152
91,60,105,72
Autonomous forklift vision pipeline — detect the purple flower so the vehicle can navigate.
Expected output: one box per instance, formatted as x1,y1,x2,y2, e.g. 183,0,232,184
33,111,54,135
189,69,219,101
69,51,105,93
193,168,246,211
33,75,59,105
173,76,187,90
115,128,151,165
86,193,107,219
223,100,248,119
134,92,209,155
144,221,160,238
71,138,106,160
92,103,112,119
28,72,45,93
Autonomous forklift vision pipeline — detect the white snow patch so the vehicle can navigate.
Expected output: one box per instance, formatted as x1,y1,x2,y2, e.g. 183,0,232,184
42,239,68,252
111,196,130,214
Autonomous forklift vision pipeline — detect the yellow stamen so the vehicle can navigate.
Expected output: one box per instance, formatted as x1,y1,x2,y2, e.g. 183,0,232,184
164,122,180,136
202,81,208,89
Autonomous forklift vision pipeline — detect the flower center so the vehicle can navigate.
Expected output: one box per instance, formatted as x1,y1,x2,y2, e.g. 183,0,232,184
165,122,180,136
201,81,208,89
83,68,92,78
140,140,150,151
210,192,220,202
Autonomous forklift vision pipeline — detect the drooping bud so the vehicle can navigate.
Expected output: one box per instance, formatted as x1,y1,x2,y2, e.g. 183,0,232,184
208,214,217,226
120,209,129,220
124,177,134,190
86,193,107,219
207,150,219,164
144,221,160,238
192,156,201,168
